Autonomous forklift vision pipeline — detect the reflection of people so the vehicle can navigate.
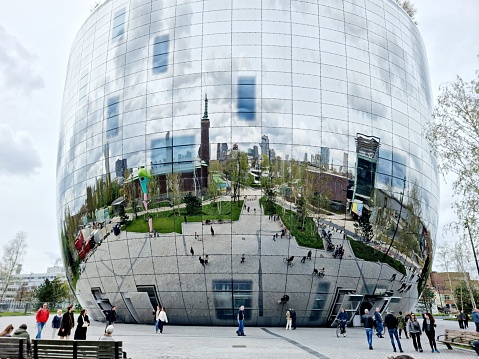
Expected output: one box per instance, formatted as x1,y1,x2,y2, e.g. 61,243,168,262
74,309,90,340
210,226,215,236
278,294,289,304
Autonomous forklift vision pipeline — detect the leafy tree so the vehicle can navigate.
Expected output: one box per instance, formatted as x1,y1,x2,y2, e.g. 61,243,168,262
454,280,479,314
33,277,69,309
419,285,436,313
426,66,479,245
353,210,374,242
0,231,28,301
166,172,182,215
184,193,202,215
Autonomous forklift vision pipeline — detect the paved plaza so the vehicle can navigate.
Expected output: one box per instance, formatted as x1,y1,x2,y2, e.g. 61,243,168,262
2,315,478,359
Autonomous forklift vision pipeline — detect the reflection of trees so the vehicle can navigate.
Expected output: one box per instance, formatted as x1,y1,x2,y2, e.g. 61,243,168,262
353,210,374,242
419,285,435,313
224,151,248,203
61,208,80,287
85,175,120,220
167,172,182,216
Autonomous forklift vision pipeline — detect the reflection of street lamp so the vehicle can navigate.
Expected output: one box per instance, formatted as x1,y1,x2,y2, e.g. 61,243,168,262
464,219,479,278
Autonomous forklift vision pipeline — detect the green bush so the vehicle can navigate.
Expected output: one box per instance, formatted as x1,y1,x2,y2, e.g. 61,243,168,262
348,238,406,275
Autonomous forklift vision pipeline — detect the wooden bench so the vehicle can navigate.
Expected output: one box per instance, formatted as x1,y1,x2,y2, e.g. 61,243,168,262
32,339,126,359
437,329,479,350
0,337,28,359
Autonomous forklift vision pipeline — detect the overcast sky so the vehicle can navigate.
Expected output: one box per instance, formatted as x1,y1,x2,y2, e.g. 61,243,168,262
0,1,477,274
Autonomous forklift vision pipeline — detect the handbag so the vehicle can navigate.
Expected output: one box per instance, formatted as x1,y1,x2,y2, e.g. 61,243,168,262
82,322,89,328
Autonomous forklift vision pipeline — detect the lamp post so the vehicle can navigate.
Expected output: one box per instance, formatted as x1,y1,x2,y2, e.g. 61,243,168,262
464,219,479,278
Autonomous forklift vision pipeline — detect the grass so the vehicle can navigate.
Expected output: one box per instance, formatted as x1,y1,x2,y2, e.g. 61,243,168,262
348,237,406,275
261,197,324,249
124,200,243,234
0,312,33,316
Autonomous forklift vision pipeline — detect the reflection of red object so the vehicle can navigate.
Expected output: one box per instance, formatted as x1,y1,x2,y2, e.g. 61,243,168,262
75,238,83,250
76,231,84,243
84,239,91,253
79,248,86,259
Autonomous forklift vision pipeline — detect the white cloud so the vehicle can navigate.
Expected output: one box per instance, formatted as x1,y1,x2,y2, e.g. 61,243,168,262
0,25,44,95
0,124,42,176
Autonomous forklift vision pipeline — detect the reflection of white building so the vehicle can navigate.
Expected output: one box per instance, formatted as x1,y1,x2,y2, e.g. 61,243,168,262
57,0,438,327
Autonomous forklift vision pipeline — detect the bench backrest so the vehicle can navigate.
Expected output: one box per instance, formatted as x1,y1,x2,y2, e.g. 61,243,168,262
32,339,123,359
0,337,28,359
445,329,479,341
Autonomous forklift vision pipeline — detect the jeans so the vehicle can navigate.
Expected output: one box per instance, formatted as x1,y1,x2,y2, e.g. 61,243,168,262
376,322,384,336
36,322,45,339
365,328,373,348
388,328,402,351
155,320,159,333
237,320,244,335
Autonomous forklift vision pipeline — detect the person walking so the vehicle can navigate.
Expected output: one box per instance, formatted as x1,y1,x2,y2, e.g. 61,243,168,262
458,310,465,329
361,309,375,350
422,312,440,353
236,305,245,336
73,308,90,340
157,306,168,333
307,250,312,260
465,312,469,329
51,309,62,339
374,307,384,338
285,308,292,330
154,305,161,333
397,311,408,339
58,305,75,339
384,310,404,353
103,306,117,330
472,308,479,332
35,302,50,339
407,313,423,352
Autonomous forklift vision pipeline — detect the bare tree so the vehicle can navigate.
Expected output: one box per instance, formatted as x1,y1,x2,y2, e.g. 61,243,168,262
435,244,458,311
396,0,417,24
0,232,28,301
451,236,477,309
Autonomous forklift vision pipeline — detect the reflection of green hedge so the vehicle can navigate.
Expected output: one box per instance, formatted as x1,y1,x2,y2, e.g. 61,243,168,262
348,238,406,275
260,197,323,249
125,200,243,234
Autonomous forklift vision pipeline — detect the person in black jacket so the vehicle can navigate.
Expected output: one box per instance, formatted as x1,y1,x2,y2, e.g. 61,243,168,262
103,306,117,331
361,309,374,350
423,312,440,353
384,310,404,353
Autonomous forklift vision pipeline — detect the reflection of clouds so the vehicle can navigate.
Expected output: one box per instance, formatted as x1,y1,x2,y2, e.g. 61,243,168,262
0,124,42,176
0,25,44,95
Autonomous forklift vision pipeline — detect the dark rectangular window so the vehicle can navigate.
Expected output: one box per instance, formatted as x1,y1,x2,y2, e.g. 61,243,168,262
106,96,120,138
213,280,252,320
237,77,256,120
152,34,170,74
112,9,126,40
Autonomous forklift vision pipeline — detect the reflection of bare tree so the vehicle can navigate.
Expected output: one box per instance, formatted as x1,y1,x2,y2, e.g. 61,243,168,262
167,173,183,216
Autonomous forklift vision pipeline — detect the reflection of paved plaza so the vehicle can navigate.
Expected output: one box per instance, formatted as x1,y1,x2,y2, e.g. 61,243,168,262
3,315,476,358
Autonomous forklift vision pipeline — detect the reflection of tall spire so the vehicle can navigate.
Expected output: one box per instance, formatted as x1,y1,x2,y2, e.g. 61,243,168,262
202,94,208,120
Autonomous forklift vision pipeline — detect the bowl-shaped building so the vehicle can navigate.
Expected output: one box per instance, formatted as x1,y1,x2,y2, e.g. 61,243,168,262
57,0,439,326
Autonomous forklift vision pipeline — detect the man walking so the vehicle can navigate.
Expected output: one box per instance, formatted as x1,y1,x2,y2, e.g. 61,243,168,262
384,310,404,353
103,306,117,330
236,305,245,336
361,309,374,350
291,308,297,330
472,308,479,332
374,307,384,338
35,303,50,339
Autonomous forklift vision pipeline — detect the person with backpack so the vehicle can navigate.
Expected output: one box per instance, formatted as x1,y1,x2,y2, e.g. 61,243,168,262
396,311,407,339
407,313,423,352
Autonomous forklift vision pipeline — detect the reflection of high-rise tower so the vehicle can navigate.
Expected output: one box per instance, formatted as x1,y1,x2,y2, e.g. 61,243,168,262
342,153,348,173
353,134,380,204
260,135,269,157
115,159,128,177
104,142,110,175
198,95,210,189
217,143,228,161
320,147,330,167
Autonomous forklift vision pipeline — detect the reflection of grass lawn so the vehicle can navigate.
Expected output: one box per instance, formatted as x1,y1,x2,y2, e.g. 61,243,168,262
125,200,243,234
348,238,406,275
261,197,324,249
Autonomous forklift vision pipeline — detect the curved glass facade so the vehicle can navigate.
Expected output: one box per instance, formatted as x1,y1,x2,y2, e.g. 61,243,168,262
57,0,439,326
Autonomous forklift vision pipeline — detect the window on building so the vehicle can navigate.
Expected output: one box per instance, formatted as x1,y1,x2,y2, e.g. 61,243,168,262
106,96,120,138
310,282,330,319
152,34,170,74
213,280,252,320
237,77,256,120
112,8,126,40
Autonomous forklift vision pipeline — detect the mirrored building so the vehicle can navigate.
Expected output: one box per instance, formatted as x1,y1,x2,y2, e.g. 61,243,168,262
57,0,439,326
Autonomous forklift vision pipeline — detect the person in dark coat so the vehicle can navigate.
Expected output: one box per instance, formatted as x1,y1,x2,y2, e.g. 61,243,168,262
422,312,439,353
103,306,117,330
58,305,75,340
74,309,90,340
291,308,297,330
384,310,403,353
361,309,374,350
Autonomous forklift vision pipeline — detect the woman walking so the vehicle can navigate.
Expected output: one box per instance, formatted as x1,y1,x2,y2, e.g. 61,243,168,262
396,311,407,339
407,313,423,352
423,312,440,353
58,305,75,339
285,308,292,330
154,305,161,333
51,309,62,339
156,307,168,334
74,309,90,340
